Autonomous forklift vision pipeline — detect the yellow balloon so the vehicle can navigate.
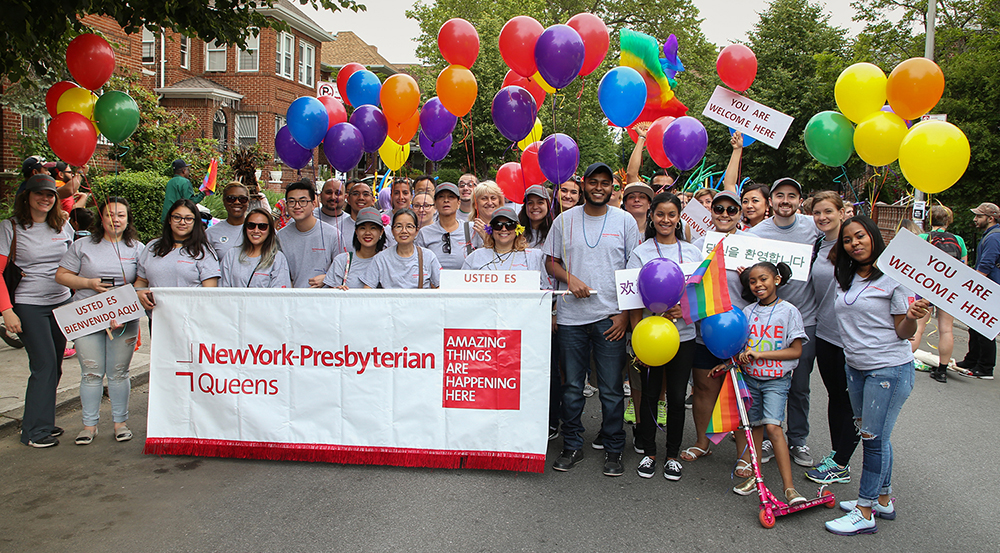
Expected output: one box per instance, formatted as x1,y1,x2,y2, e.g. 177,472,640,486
517,118,543,150
531,71,556,94
631,316,680,367
853,111,908,166
379,137,410,172
835,63,887,124
898,120,970,194
56,87,98,120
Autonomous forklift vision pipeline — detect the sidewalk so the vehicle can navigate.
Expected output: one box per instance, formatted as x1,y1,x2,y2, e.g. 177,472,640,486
0,317,151,438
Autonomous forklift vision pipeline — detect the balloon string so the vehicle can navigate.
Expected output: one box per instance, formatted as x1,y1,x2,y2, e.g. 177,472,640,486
468,116,478,177
457,117,475,175
576,77,585,147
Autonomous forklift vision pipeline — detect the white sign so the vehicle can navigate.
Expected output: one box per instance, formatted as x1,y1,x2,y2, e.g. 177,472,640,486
921,113,947,122
440,270,540,290
144,289,551,472
680,200,715,239
879,229,1000,339
615,262,702,310
702,86,795,149
317,81,338,100
701,232,813,281
53,284,143,341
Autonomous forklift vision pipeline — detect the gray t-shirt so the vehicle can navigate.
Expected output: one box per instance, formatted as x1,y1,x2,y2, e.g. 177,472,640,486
59,237,146,302
0,219,74,305
206,220,244,262
461,248,551,289
220,248,291,288
277,219,343,288
324,251,377,289
748,214,823,326
314,208,353,252
742,299,807,380
809,238,842,347
627,238,704,342
360,246,441,289
693,228,753,312
834,272,913,371
137,239,221,287
415,220,474,270
543,205,641,326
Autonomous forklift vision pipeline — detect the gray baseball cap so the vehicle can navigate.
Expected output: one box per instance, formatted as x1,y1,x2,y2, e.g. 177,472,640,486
354,207,384,227
23,174,58,194
524,185,550,201
490,206,518,224
434,182,461,199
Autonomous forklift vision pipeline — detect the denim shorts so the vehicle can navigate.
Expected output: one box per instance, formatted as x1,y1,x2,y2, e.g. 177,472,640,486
744,372,792,427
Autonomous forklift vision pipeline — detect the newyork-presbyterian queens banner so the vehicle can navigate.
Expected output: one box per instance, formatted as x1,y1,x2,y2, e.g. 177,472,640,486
143,289,552,472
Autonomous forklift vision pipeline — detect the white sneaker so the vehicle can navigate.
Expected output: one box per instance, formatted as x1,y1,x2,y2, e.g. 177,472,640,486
839,499,896,520
825,508,877,535
759,439,774,463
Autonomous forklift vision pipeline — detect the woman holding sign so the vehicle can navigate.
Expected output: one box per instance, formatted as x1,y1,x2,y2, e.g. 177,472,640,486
55,197,145,444
461,207,550,289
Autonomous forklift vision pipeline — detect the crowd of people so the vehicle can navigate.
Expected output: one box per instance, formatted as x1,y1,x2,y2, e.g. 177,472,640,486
3,134,998,536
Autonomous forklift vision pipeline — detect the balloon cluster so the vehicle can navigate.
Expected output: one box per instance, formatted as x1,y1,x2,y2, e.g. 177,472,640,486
804,58,970,194
46,34,141,166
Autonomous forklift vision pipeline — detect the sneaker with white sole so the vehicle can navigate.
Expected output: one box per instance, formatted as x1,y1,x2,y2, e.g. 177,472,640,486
839,499,896,520
656,400,666,426
825,508,877,535
806,459,851,484
663,458,682,481
591,435,604,450
790,444,813,467
632,435,645,454
624,398,636,424
785,487,806,506
759,439,774,463
636,456,655,478
583,383,597,397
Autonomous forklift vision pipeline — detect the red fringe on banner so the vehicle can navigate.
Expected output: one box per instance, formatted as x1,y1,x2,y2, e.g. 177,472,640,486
143,438,546,473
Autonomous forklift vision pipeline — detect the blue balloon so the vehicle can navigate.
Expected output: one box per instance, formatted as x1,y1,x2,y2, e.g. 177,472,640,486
700,307,749,359
345,70,381,108
728,127,756,147
598,67,647,127
285,96,328,149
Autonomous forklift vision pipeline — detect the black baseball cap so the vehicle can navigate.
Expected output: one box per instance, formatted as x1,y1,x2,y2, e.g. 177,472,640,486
24,174,58,194
171,159,189,172
583,162,613,180
22,156,44,177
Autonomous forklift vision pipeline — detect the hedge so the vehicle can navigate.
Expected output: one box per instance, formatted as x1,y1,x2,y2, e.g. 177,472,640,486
90,171,167,243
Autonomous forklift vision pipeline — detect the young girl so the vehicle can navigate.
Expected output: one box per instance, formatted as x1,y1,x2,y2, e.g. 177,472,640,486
220,208,290,288
325,207,386,289
713,261,807,505
361,208,441,289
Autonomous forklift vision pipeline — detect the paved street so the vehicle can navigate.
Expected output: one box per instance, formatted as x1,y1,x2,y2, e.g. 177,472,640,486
0,327,997,552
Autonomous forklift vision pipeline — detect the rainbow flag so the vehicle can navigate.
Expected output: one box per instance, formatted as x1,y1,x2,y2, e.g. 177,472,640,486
200,157,219,195
706,368,751,444
680,241,732,324
619,29,675,110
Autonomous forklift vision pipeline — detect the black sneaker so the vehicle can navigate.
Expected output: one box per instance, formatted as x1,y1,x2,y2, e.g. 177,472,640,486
50,426,64,438
552,449,584,471
961,369,995,380
27,435,59,448
603,452,624,477
685,394,693,409
956,359,975,369
548,426,559,441
636,456,656,478
663,458,683,481
591,434,604,450
633,435,645,454
930,366,947,383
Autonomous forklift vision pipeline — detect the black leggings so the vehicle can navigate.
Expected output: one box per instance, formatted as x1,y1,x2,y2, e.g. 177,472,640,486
815,337,860,467
15,302,67,444
637,340,695,459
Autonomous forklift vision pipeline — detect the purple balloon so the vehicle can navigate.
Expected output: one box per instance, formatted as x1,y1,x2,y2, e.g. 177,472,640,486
661,116,708,171
419,130,452,162
420,97,458,143
881,104,913,128
286,96,328,150
349,105,388,153
491,86,538,143
274,125,312,170
637,258,685,313
323,122,364,173
537,133,579,184
534,24,585,90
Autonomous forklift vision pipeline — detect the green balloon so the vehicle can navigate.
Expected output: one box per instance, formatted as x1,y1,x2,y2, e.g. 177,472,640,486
804,111,855,167
94,91,140,144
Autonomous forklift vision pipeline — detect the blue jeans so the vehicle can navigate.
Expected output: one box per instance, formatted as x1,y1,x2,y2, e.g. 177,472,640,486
558,319,626,453
744,372,792,427
846,361,914,508
74,320,139,426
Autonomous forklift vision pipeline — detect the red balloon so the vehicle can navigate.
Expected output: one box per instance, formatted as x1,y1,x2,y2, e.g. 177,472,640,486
66,34,115,91
45,81,79,118
645,117,675,169
317,95,347,129
337,63,365,106
496,162,526,203
47,112,97,167
502,70,546,108
438,18,480,68
520,142,546,186
716,44,757,92
567,13,609,77
499,16,545,78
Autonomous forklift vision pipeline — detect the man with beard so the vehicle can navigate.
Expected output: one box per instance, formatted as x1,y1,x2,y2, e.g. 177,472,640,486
544,162,641,477
749,178,823,468
314,178,350,249
339,179,378,252
957,202,1000,379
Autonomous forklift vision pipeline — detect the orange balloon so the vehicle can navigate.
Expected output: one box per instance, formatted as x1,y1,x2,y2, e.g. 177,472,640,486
380,74,420,123
436,64,477,117
886,57,944,120
388,109,420,145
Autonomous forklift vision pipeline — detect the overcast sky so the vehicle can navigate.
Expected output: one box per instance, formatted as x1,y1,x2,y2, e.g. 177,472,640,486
305,0,871,65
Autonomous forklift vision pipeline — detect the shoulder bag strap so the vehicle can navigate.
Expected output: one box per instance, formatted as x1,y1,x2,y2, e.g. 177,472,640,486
417,247,424,289
9,221,16,265
464,222,473,255
343,252,353,286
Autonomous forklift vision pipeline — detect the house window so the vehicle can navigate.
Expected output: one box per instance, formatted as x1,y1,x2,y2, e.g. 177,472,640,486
213,110,228,150
238,30,259,72
142,28,155,64
298,42,315,86
20,114,45,133
236,114,258,149
276,32,294,79
206,40,226,72
179,36,190,69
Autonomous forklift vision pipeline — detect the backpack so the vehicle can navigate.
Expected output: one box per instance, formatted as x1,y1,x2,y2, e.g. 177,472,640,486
928,231,962,260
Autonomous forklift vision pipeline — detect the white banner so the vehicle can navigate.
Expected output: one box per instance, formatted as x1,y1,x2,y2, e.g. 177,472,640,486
144,289,551,472
702,86,795,149
53,284,143,341
680,200,714,239
440,270,540,290
701,232,813,281
615,263,702,310
879,229,1000,339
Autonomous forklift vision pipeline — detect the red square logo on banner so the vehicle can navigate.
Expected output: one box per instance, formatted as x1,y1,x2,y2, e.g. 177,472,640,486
442,329,521,410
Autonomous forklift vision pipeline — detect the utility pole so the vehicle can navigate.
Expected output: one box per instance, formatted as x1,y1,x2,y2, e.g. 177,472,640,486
913,1,937,229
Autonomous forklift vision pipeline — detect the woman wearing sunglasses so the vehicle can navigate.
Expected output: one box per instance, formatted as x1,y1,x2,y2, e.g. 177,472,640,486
361,208,441,289
220,208,290,288
461,207,550,289
207,182,250,261
325,207,386,290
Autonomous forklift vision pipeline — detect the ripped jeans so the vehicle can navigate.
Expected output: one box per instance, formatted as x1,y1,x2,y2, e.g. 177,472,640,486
74,320,139,426
846,361,914,508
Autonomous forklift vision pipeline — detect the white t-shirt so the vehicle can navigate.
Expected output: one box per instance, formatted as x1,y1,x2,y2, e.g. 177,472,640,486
742,299,807,380
277,219,343,288
205,220,244,262
220,248,291,288
461,248,551,290
0,219,74,305
749,214,823,326
360,246,441,289
324,251,377,289
415,220,474,270
137,239,221,287
835,272,913,371
626,238,703,342
59,237,146,302
809,238,842,347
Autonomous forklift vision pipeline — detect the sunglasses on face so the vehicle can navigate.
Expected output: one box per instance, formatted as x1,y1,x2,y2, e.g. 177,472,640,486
225,195,249,204
491,221,517,231
713,205,740,216
246,222,269,231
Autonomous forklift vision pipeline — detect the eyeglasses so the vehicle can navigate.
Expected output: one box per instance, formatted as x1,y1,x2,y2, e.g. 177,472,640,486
713,204,740,216
349,191,373,198
413,204,434,210
491,221,517,231
458,181,476,188
392,223,416,231
170,215,195,223
225,195,249,204
442,233,451,254
285,198,313,207
245,222,270,231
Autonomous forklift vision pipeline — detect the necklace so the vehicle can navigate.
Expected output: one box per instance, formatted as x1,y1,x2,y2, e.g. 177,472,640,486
582,210,609,248
654,239,683,263
844,275,874,305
